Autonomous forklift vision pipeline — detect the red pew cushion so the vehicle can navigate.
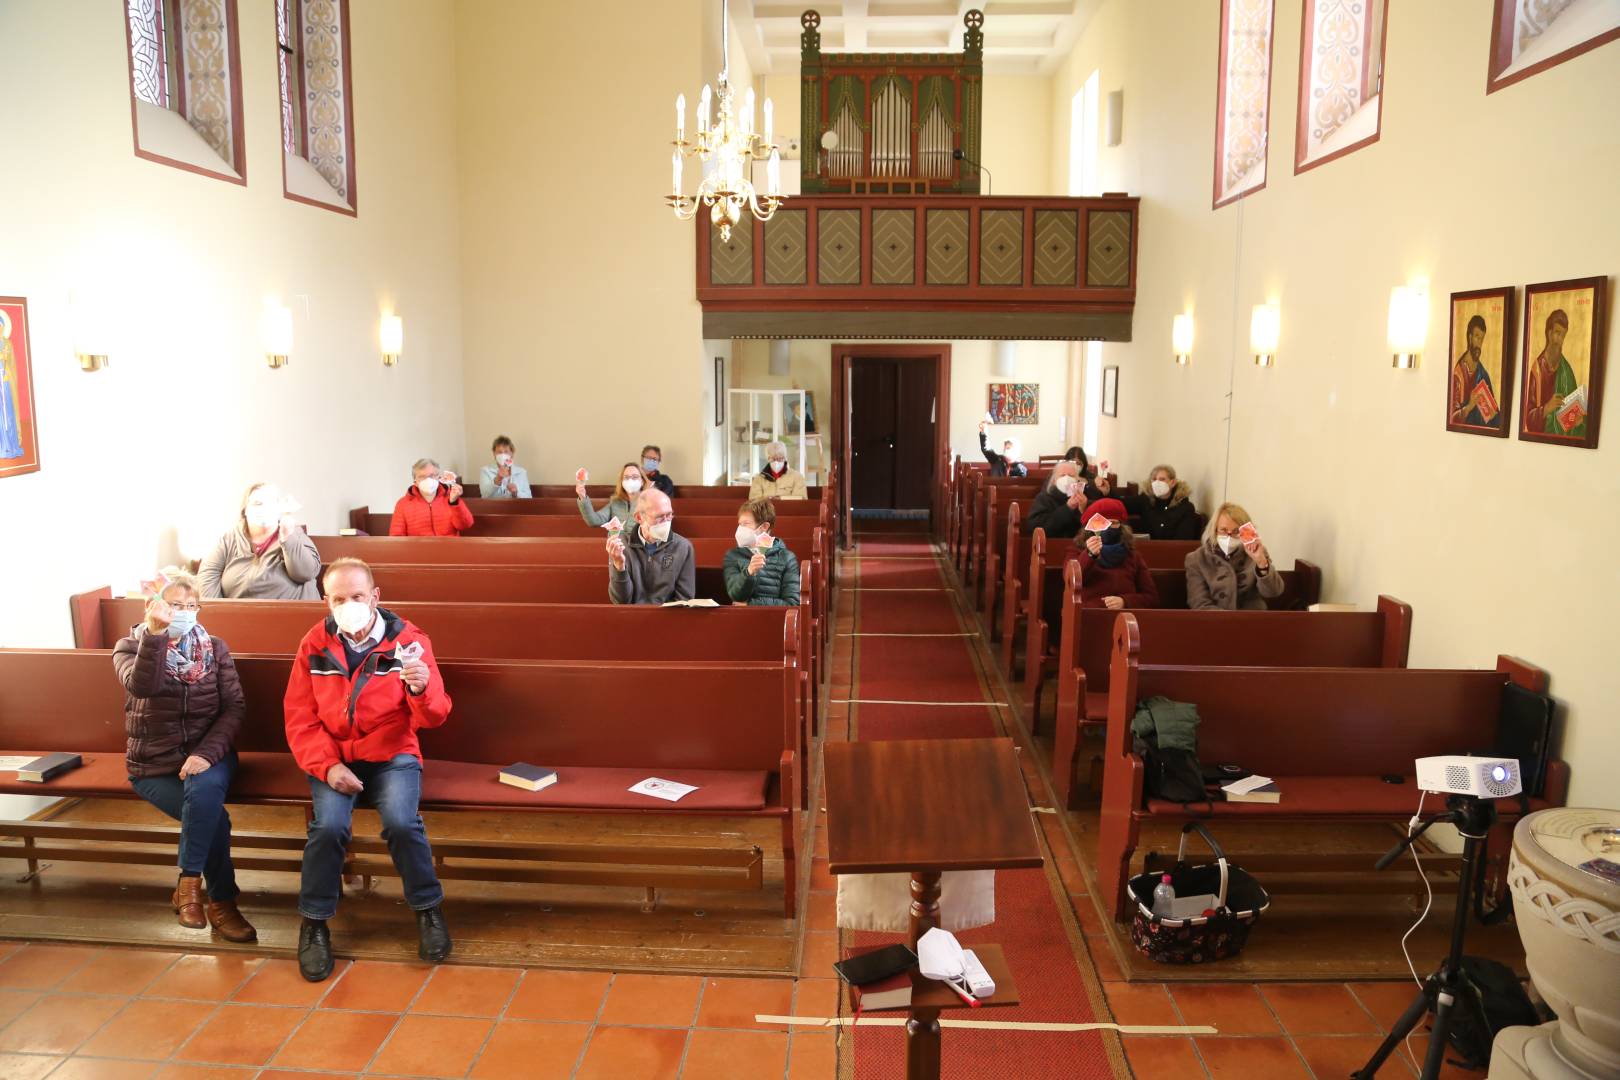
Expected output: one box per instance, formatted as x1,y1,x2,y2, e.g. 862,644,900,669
0,751,770,813
1143,775,1549,819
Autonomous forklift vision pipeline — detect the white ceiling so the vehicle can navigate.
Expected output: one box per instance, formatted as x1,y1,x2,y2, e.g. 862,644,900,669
732,0,1102,76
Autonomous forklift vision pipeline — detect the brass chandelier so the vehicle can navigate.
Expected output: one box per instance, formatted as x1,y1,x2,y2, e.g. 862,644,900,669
667,0,783,242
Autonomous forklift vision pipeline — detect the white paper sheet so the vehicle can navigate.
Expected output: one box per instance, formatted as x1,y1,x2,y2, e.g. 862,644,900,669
0,757,36,771
628,777,698,802
1222,774,1274,795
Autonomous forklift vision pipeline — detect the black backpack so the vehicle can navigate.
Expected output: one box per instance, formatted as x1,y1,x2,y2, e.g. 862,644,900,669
1131,697,1206,803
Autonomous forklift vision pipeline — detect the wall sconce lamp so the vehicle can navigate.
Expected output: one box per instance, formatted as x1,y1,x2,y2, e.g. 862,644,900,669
1172,314,1194,365
1250,302,1280,367
993,339,1019,378
263,303,293,369
1388,285,1428,369
380,314,403,367
70,293,109,372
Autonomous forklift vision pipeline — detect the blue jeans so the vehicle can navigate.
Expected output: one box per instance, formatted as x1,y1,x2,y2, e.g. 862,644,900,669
129,752,239,903
299,754,443,920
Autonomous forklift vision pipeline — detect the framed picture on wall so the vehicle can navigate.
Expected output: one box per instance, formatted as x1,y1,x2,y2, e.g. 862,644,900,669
1102,365,1119,417
1517,276,1606,449
1446,286,1516,438
987,383,1039,424
714,356,724,426
0,296,40,480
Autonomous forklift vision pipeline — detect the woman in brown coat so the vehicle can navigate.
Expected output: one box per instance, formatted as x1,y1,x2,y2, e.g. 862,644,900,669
1184,502,1284,610
112,570,256,941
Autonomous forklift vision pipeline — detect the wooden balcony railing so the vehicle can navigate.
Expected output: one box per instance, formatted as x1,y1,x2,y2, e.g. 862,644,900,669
696,194,1139,341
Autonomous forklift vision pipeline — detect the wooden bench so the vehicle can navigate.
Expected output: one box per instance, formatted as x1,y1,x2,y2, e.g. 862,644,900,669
1095,614,1569,920
1050,587,1413,806
0,649,801,917
961,474,1044,590
464,497,825,517
1017,529,1322,719
68,593,817,808
529,484,824,500
349,510,826,540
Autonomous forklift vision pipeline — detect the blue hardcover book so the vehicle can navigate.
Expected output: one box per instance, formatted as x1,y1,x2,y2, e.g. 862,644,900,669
498,763,558,792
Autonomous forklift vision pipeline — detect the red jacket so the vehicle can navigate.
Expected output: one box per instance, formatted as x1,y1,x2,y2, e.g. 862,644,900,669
283,608,452,780
389,486,474,536
1072,548,1160,608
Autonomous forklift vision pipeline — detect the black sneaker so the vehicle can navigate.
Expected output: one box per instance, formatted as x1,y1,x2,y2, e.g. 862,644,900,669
298,918,333,982
416,905,452,963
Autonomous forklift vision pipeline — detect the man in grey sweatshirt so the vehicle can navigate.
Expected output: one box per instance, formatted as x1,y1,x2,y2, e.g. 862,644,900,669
607,490,696,604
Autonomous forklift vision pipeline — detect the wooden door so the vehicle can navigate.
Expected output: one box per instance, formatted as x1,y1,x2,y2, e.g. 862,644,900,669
894,359,938,510
850,358,900,508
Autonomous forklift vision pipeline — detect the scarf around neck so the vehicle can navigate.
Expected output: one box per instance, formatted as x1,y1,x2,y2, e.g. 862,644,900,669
141,623,216,685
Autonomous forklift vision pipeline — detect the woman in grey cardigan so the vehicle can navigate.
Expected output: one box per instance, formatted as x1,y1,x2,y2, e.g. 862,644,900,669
197,483,321,600
1183,501,1284,610
576,462,644,529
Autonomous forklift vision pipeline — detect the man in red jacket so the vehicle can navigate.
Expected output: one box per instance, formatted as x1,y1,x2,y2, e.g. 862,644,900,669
283,557,453,981
389,458,474,536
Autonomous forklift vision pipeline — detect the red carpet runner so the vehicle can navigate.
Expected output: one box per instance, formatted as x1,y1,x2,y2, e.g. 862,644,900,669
840,530,1122,1079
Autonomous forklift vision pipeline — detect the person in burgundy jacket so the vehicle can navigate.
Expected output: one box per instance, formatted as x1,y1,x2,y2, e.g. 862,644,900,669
1068,497,1160,610
388,458,474,536
283,557,453,982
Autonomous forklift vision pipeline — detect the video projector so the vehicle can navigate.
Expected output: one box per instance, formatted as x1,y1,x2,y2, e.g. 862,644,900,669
1414,755,1522,799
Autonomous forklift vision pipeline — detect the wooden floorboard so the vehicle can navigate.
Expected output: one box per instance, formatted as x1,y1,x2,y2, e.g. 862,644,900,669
0,797,804,976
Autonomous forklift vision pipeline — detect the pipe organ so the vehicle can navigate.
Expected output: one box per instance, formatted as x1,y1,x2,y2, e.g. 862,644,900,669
799,9,984,195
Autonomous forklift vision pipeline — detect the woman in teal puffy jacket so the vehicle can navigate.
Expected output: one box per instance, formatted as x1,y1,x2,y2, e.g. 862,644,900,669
723,499,801,606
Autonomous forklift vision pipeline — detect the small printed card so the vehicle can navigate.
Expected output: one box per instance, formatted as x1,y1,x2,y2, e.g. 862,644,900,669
1083,513,1111,533
628,777,698,802
575,467,589,484
397,642,424,662
601,517,624,532
1238,522,1260,548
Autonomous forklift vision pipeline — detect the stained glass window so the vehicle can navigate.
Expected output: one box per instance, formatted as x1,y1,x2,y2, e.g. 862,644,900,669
1213,0,1275,208
128,0,168,108
1295,0,1387,173
277,0,303,156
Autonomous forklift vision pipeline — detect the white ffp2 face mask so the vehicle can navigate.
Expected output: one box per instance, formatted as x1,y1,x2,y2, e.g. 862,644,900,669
735,526,758,548
622,478,643,495
1151,480,1171,499
245,504,279,530
1216,535,1238,556
770,460,786,474
1055,476,1078,497
643,520,672,543
417,478,440,500
333,599,374,636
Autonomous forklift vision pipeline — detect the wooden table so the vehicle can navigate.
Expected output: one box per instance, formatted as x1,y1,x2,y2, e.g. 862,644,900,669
823,737,1044,1079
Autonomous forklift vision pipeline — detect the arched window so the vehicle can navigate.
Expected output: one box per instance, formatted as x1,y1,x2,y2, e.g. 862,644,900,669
123,0,247,184
276,0,358,215
1213,0,1276,208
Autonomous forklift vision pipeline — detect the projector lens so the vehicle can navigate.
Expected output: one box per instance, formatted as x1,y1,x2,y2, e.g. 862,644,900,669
1492,765,1508,782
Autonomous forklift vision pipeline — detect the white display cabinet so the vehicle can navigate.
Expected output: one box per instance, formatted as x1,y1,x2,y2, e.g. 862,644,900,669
727,388,820,485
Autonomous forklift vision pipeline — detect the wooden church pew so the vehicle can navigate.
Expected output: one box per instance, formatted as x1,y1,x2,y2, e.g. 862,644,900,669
1018,529,1323,719
464,497,825,517
1094,614,1568,921
68,593,817,806
0,649,800,916
1049,587,1414,805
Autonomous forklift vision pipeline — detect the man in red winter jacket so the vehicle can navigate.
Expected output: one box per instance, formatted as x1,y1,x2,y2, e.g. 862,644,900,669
389,458,474,536
284,557,453,981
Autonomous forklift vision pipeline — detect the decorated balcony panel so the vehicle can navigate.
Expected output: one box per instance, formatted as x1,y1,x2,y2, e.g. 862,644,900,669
696,195,1140,341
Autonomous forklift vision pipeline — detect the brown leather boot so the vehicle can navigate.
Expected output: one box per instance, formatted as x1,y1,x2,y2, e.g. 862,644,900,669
171,875,206,929
206,899,258,943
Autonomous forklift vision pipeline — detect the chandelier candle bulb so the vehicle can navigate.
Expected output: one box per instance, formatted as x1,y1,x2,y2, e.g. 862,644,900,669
744,87,755,137
764,98,774,144
700,84,712,133
676,93,685,142
768,150,781,196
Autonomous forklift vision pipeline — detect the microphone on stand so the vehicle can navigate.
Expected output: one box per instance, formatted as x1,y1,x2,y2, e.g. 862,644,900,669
951,148,993,195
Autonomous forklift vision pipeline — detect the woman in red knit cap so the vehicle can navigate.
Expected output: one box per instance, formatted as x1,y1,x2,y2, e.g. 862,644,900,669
1069,497,1159,610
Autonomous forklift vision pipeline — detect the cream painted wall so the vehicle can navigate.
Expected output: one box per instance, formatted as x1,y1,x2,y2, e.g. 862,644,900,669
1050,0,1620,808
0,0,466,650
455,1,711,488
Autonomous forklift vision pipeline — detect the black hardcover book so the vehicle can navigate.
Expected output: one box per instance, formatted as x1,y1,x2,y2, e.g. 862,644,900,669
832,943,918,986
17,753,83,783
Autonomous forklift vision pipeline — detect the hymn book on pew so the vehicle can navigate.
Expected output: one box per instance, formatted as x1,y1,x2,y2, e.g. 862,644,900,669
11,753,83,783
498,763,558,792
1222,774,1280,803
661,598,720,608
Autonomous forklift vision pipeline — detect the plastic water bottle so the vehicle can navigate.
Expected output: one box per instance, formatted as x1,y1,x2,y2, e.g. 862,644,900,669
1151,874,1176,918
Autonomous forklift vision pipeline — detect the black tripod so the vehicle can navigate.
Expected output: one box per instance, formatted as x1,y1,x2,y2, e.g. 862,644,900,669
1352,794,1498,1079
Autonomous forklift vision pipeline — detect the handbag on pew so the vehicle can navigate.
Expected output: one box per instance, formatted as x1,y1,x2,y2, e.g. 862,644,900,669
1130,696,1207,805
1128,822,1270,964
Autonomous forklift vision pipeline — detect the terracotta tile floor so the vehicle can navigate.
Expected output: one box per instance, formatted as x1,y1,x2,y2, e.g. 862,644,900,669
0,943,837,1079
